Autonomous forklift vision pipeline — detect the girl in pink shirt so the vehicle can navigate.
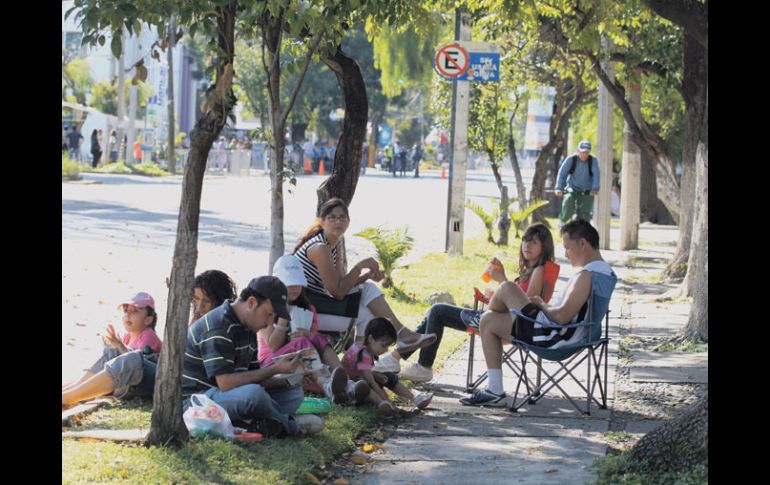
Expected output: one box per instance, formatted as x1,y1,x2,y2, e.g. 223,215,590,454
64,292,162,390
342,317,433,415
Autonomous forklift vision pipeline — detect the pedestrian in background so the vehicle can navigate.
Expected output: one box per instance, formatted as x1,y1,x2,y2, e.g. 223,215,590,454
554,140,600,226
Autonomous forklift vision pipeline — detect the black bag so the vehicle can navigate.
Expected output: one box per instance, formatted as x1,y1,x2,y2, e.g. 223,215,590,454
306,289,361,318
568,154,593,177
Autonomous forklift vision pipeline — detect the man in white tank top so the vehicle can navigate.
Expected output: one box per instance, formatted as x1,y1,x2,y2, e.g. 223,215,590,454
461,220,615,407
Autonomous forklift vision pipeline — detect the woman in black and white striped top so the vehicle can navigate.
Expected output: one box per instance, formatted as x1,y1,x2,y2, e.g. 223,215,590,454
292,198,436,356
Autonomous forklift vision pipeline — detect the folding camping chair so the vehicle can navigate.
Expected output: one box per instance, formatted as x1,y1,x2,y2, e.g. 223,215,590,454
465,260,560,392
505,269,617,415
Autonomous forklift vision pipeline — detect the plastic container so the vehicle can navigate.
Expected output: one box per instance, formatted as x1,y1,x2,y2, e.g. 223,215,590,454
481,260,503,282
296,397,332,415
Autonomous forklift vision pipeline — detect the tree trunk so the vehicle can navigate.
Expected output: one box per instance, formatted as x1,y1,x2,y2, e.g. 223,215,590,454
683,84,707,340
370,112,382,168
529,80,592,223
508,113,527,205
629,388,708,471
639,148,658,222
590,57,681,223
663,33,707,280
317,46,367,210
166,17,176,175
263,16,286,273
146,1,236,448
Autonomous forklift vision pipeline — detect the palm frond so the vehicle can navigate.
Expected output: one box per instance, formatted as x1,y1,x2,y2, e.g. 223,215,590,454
509,199,549,238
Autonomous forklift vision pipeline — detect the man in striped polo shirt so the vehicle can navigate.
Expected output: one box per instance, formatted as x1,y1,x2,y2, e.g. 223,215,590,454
182,275,324,436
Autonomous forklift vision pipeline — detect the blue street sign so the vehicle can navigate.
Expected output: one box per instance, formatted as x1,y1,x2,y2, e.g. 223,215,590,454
379,124,392,147
456,52,500,82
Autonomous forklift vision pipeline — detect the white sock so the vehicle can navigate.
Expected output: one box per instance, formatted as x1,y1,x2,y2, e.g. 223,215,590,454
487,369,504,395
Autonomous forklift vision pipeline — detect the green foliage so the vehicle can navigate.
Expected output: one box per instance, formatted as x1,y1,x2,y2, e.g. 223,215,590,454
62,55,93,105
467,197,549,242
509,199,549,238
371,24,439,97
466,199,498,243
62,154,81,180
90,79,154,117
354,226,414,288
93,161,132,174
132,162,168,177
468,83,510,167
593,453,708,485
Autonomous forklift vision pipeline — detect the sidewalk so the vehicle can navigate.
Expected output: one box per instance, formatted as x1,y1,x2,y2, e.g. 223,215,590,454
339,223,707,485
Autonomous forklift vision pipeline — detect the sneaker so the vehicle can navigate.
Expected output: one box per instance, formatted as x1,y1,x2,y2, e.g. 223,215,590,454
413,392,434,410
346,380,371,404
459,389,508,407
377,400,397,415
395,330,438,354
372,353,401,373
461,309,482,331
400,363,433,383
323,367,348,404
295,414,324,435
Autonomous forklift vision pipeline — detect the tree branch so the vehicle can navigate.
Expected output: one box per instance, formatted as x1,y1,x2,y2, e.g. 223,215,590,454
279,28,325,129
641,0,707,49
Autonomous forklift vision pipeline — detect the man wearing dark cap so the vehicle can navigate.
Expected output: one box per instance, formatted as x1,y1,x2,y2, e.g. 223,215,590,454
182,275,324,436
555,140,601,225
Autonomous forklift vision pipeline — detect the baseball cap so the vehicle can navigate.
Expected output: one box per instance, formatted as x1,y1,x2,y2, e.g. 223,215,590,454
247,276,291,320
272,255,308,287
118,291,156,310
578,140,592,152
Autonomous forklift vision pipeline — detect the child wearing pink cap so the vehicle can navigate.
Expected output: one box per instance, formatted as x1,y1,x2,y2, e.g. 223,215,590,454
63,292,162,390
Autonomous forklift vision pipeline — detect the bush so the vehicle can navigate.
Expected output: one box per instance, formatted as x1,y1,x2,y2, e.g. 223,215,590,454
354,226,414,288
131,162,167,177
94,161,132,174
62,154,81,180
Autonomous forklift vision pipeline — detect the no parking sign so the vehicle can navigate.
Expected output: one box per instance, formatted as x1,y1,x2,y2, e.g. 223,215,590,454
435,41,499,82
434,43,470,79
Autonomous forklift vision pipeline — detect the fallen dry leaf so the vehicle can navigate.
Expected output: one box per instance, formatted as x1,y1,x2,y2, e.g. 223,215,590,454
304,472,321,484
333,479,350,485
362,444,376,453
350,455,368,465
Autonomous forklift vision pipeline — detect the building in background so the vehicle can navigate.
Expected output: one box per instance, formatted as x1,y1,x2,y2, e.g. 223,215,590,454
62,1,202,158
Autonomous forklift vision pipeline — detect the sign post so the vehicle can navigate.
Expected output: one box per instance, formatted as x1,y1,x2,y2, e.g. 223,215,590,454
435,35,499,255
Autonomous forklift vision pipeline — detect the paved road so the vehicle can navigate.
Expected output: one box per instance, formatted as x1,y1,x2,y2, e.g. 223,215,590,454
62,167,535,383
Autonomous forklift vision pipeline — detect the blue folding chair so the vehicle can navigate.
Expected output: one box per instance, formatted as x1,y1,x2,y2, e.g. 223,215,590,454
506,269,617,415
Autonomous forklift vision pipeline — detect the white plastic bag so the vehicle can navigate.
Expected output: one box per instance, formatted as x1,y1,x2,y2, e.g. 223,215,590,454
183,394,235,439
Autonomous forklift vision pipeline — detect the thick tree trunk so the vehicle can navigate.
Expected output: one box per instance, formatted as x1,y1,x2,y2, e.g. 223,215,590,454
317,46,367,210
630,388,708,471
664,33,707,280
146,1,236,448
683,85,707,340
